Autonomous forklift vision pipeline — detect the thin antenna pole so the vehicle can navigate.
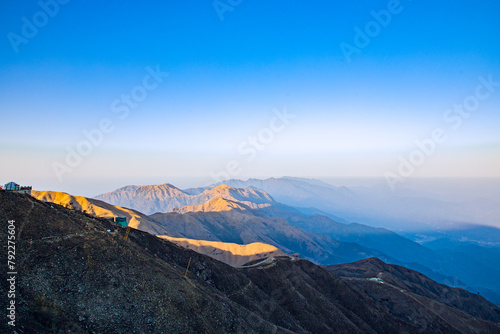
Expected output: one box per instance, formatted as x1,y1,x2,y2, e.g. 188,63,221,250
124,226,131,240
184,258,192,278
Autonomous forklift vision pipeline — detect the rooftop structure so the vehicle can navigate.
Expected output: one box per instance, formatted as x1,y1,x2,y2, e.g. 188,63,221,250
104,216,128,227
3,182,32,195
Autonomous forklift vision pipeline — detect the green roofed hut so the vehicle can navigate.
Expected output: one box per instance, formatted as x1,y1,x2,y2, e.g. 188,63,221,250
114,217,128,227
104,216,128,227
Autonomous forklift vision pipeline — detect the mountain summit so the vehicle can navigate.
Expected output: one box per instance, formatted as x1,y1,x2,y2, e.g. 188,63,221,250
95,183,276,214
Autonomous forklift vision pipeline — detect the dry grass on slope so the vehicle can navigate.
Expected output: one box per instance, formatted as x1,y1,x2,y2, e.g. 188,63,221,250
158,236,288,266
31,190,179,236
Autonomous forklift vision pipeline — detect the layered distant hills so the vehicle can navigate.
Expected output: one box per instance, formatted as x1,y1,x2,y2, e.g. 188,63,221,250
30,178,500,305
211,177,500,232
95,183,275,214
92,177,500,305
150,198,392,265
2,190,499,333
35,188,392,266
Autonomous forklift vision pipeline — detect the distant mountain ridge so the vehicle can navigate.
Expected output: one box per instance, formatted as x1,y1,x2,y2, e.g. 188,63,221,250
2,190,500,333
94,179,500,305
206,177,500,232
211,177,356,212
95,181,442,272
96,182,427,265
95,183,275,215
36,188,391,267
150,207,394,265
32,189,293,267
37,188,405,267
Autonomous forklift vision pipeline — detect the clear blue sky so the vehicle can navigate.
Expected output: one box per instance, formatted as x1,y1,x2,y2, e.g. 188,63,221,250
1,0,499,196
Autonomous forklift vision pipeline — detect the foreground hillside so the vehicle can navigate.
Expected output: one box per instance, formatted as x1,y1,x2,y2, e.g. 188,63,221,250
1,191,500,333
327,258,500,325
55,185,500,303
32,190,179,236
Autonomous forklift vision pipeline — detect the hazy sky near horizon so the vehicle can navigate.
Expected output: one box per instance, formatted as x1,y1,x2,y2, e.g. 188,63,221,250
1,1,500,196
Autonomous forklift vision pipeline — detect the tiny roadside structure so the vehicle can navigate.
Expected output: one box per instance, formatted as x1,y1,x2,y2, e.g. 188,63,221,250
104,216,128,227
3,181,32,195
103,216,130,239
114,216,128,227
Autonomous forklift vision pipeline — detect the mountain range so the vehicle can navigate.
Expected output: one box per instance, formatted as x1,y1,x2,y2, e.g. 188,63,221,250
211,177,500,232
95,183,275,214
2,190,499,333
92,178,500,305
30,178,500,305
35,188,393,266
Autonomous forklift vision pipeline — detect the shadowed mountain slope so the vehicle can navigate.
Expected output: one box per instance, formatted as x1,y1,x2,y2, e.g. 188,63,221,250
35,189,397,267
326,258,500,326
260,205,441,267
2,191,499,333
95,182,438,267
96,182,436,266
149,208,393,265
95,182,500,304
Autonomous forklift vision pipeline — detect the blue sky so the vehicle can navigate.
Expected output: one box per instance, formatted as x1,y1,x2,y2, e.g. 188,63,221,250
1,0,499,196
